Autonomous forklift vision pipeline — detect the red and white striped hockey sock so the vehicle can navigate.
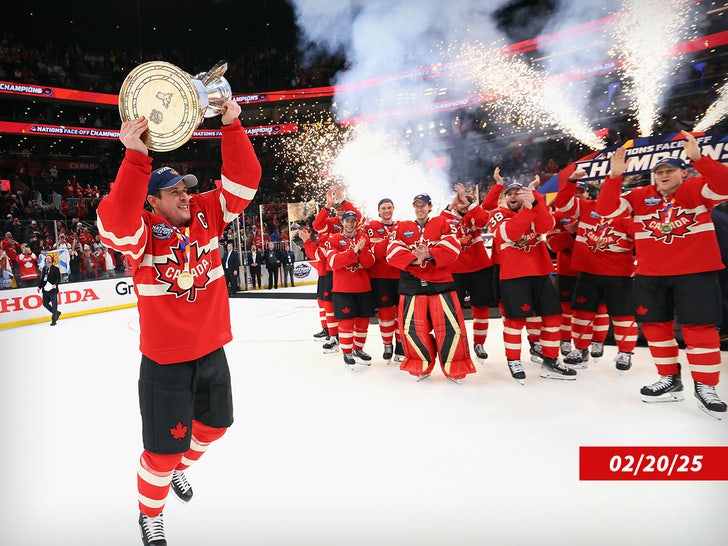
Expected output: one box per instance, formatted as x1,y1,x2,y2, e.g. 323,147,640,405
570,310,596,350
176,420,227,470
377,305,396,346
317,299,327,329
612,315,637,353
641,321,680,376
539,314,562,359
526,315,542,345
353,317,369,351
503,317,527,361
682,324,721,386
559,302,573,342
338,318,354,355
471,305,490,346
592,305,609,343
137,451,182,517
323,300,338,338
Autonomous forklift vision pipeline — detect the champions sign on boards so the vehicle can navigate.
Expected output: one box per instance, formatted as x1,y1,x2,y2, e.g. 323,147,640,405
576,132,728,182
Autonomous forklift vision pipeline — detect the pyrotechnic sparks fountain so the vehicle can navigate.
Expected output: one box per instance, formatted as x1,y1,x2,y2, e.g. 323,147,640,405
458,41,607,150
693,80,728,132
611,0,694,137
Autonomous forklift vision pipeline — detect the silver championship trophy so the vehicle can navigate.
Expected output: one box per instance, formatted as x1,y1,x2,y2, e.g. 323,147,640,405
118,60,232,152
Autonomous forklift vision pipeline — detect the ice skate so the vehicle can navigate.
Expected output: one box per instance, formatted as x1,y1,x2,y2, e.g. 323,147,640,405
322,336,339,354
560,340,573,356
448,376,462,385
139,512,166,546
383,344,393,363
343,353,356,371
590,341,604,359
563,348,589,369
416,372,431,382
694,382,727,420
313,327,329,341
170,469,193,503
614,352,632,373
640,365,683,402
529,342,544,364
540,357,577,380
473,343,488,363
352,350,372,366
393,341,405,363
507,359,526,385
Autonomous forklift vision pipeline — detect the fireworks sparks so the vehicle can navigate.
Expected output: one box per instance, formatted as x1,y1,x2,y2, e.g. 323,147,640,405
458,41,606,150
274,115,355,199
611,0,694,137
331,129,450,218
693,79,728,132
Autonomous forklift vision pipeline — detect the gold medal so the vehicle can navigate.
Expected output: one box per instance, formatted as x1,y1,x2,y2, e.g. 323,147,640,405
660,222,673,234
177,270,194,290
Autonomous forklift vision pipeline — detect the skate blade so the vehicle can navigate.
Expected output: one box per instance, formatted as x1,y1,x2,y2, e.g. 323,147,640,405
416,373,431,382
448,377,461,385
566,362,588,370
512,377,526,386
540,371,577,381
697,403,725,420
530,356,543,364
322,348,340,354
393,356,405,363
641,392,684,403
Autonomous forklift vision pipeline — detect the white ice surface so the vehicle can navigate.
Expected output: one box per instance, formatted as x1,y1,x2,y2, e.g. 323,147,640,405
1,288,727,545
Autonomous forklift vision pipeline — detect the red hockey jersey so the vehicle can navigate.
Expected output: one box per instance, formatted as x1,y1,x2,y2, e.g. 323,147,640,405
387,216,460,284
363,219,400,279
488,194,555,280
441,206,493,274
97,120,261,364
554,183,635,277
596,155,728,276
326,230,374,292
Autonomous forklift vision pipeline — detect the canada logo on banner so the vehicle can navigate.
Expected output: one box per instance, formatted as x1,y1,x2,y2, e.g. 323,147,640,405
537,132,728,195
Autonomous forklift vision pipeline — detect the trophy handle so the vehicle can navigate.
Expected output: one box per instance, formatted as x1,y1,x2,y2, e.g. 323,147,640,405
197,60,228,86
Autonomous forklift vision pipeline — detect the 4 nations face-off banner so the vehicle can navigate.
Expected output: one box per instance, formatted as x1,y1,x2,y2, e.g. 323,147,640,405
538,132,728,196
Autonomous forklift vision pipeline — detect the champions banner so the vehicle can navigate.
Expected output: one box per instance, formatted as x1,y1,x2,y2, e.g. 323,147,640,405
538,132,728,195
0,121,298,140
575,132,728,182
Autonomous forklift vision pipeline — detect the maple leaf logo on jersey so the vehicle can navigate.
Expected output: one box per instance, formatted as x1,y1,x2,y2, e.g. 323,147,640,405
381,294,390,303
641,208,697,244
520,303,531,312
170,422,188,441
155,241,212,302
583,225,614,252
342,306,351,315
636,305,648,316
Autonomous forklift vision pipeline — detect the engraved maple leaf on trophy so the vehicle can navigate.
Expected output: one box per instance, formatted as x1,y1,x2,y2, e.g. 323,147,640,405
155,241,212,301
156,91,173,108
641,208,697,244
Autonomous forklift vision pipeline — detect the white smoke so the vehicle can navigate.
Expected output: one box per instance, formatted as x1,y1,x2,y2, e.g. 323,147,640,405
289,0,511,215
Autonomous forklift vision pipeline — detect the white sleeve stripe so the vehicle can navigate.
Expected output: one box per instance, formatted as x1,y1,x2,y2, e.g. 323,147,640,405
219,193,239,223
701,185,728,201
97,215,146,249
221,173,257,200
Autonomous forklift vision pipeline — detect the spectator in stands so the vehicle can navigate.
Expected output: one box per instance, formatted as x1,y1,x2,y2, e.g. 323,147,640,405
16,244,39,288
